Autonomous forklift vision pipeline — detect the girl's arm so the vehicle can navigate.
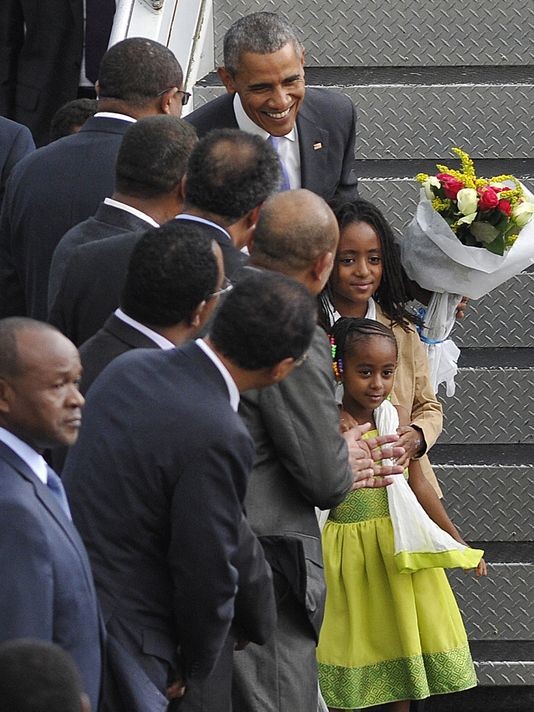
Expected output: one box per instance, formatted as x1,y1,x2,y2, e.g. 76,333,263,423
408,458,487,576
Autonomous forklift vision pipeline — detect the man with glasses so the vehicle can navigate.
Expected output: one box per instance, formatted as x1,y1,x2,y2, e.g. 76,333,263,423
0,37,185,322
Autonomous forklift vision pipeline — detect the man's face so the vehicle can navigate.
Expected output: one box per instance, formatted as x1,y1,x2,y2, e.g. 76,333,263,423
219,42,305,137
0,329,84,451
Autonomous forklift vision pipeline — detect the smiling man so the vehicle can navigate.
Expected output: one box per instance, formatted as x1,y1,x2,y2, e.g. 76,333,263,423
187,11,358,202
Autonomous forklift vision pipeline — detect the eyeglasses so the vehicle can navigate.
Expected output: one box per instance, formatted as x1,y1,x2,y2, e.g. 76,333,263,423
294,351,309,367
209,277,233,299
156,87,191,106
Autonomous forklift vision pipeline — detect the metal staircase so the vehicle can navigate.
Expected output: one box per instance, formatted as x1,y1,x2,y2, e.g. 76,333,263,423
193,1,534,709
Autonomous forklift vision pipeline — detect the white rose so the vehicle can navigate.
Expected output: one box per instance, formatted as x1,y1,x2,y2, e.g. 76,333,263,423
512,201,534,228
456,188,478,216
423,176,441,200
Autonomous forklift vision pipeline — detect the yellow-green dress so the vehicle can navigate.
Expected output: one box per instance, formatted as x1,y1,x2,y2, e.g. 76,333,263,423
317,432,477,709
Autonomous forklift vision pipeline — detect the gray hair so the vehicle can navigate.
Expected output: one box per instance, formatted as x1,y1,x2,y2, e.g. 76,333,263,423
223,12,303,75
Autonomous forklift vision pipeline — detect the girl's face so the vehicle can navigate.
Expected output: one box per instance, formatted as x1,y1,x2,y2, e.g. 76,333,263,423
342,335,397,418
330,221,383,316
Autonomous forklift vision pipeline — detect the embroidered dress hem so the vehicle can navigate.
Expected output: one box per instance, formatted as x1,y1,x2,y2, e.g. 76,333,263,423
319,643,476,709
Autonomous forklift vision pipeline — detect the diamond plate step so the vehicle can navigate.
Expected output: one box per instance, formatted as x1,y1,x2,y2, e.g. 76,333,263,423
432,464,534,541
192,78,534,161
447,563,534,641
211,0,534,67
440,367,534,444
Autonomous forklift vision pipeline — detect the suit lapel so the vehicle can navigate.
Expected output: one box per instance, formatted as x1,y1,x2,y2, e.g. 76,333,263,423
0,442,93,582
105,314,160,350
296,107,329,195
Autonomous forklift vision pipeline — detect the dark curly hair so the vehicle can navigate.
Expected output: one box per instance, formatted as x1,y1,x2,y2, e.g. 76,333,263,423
184,129,281,224
319,199,414,331
330,317,398,380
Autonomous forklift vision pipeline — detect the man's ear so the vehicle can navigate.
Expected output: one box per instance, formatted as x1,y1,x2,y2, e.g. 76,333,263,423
189,300,207,328
312,250,335,288
217,67,238,94
0,377,12,414
94,80,101,98
159,87,179,115
266,357,296,385
80,692,92,712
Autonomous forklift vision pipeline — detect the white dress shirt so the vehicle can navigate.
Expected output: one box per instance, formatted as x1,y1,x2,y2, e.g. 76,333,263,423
103,197,159,227
114,308,175,350
232,93,301,189
195,339,240,412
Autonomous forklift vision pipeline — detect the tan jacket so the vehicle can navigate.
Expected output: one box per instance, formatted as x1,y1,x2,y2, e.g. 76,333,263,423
375,303,444,497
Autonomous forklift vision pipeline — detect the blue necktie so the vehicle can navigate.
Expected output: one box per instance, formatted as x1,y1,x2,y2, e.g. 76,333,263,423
46,466,72,520
267,136,291,192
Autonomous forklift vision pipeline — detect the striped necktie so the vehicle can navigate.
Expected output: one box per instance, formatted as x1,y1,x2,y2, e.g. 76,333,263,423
46,466,72,520
267,135,291,192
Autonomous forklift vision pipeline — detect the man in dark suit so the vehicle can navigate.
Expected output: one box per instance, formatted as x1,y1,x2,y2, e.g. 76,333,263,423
0,0,84,148
62,271,318,712
0,116,34,211
79,220,225,393
232,190,404,712
47,115,197,309
0,317,102,710
187,12,358,203
49,128,281,346
0,37,186,321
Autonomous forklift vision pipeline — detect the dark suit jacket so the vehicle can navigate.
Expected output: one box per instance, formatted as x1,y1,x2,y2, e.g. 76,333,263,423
186,88,358,203
79,313,158,394
0,0,83,147
63,342,275,711
0,116,34,211
239,322,353,639
48,202,152,311
48,218,246,346
0,115,131,320
0,441,102,710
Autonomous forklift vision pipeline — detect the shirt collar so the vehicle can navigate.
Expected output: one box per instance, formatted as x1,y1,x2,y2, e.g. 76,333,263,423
176,213,231,240
195,339,240,412
93,111,136,123
114,309,175,350
0,427,47,483
104,197,159,227
233,93,297,142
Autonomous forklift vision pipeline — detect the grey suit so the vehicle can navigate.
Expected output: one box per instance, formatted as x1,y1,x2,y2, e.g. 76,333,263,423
234,324,353,712
187,88,358,203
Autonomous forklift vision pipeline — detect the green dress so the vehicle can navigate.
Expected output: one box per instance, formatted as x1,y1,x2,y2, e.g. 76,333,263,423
317,432,477,709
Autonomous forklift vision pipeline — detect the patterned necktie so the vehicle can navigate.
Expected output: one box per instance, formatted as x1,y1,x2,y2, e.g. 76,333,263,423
85,0,117,84
267,135,291,192
46,466,72,520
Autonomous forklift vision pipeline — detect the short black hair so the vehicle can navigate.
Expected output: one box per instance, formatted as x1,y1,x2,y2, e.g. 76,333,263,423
330,317,397,381
0,639,84,712
320,199,413,330
184,129,281,224
115,116,197,198
98,38,183,106
223,12,303,76
210,270,316,370
0,318,57,379
121,220,220,326
49,98,98,141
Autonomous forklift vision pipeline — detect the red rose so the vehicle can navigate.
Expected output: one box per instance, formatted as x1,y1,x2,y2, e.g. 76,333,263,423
437,173,464,200
478,187,499,211
498,199,512,216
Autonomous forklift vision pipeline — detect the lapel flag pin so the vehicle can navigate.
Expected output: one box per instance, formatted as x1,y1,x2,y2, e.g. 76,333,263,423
313,142,323,150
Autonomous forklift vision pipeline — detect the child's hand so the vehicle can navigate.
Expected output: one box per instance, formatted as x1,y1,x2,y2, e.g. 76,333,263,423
474,558,488,577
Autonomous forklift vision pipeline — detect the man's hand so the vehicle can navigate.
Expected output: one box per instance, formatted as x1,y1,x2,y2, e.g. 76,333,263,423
343,423,404,490
395,425,424,465
166,679,186,700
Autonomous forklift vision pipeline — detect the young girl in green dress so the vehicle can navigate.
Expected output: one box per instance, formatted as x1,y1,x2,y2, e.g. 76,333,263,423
317,317,486,711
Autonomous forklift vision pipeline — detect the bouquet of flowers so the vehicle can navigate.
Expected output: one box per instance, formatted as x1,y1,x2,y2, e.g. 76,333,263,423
399,148,534,395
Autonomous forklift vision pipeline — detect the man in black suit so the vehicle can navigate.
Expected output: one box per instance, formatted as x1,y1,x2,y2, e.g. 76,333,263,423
0,37,187,321
0,318,102,710
49,128,281,346
187,12,358,203
63,271,318,712
0,116,34,211
79,220,224,393
0,0,84,148
48,115,197,309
